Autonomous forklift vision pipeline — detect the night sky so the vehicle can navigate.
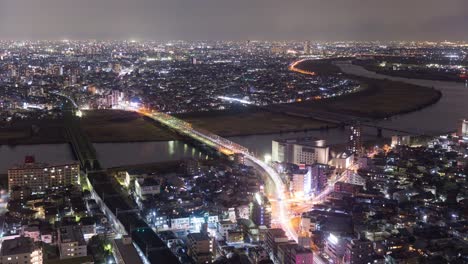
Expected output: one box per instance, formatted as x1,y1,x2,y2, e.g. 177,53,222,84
1,0,467,41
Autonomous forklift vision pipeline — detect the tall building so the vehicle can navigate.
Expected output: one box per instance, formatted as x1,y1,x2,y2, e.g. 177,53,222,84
290,167,312,197
348,125,362,155
304,41,311,54
186,232,213,264
0,237,42,264
457,119,468,137
265,229,289,261
324,233,346,264
8,156,80,193
58,226,87,259
272,138,329,165
251,193,272,227
311,163,331,195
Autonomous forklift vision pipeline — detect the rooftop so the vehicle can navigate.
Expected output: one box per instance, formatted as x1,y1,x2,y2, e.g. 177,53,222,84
1,237,36,256
187,232,210,242
114,236,144,264
9,161,79,171
58,226,86,245
274,137,327,148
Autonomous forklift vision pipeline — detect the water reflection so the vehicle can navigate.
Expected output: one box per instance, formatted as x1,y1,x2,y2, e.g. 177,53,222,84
94,141,205,168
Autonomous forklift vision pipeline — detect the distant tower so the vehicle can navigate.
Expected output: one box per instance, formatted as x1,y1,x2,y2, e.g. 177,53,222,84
348,123,362,156
112,63,122,74
304,41,310,55
457,119,468,137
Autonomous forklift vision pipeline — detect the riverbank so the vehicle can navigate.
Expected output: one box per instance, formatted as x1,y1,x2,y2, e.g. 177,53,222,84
289,59,442,119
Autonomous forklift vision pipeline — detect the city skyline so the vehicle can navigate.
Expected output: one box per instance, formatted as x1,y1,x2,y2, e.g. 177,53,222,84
0,2,468,262
1,0,468,41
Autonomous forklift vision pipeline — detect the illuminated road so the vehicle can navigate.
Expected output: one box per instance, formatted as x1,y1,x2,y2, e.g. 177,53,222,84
289,59,317,76
117,104,350,242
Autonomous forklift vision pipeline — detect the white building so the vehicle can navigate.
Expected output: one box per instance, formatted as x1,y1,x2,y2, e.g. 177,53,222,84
135,177,161,200
290,167,312,197
170,215,219,232
272,138,329,165
330,152,354,170
58,226,87,259
0,237,42,264
218,220,237,238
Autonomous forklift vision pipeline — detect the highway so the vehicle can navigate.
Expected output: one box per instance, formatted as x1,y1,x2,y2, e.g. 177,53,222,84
289,59,317,76
117,103,350,242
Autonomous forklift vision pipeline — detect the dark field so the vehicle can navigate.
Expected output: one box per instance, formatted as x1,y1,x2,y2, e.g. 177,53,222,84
177,110,330,137
80,110,180,142
0,118,65,145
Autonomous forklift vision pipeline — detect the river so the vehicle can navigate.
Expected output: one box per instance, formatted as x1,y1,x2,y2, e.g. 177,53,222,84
338,62,468,135
0,63,465,172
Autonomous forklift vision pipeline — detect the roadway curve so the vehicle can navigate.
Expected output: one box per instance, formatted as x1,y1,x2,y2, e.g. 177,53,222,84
289,59,317,75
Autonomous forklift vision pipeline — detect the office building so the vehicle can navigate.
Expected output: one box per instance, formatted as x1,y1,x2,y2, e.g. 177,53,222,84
272,138,329,165
58,226,87,259
0,237,42,264
348,125,362,155
311,164,331,195
290,167,312,197
186,232,213,264
251,193,272,228
8,156,79,193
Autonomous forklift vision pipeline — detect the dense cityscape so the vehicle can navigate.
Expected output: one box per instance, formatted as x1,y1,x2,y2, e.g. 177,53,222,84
1,0,468,263
0,39,467,264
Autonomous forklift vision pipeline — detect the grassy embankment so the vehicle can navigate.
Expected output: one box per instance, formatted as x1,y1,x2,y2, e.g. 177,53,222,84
286,59,442,119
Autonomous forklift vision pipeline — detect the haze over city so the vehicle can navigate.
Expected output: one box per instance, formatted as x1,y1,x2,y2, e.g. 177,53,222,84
1,0,468,40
